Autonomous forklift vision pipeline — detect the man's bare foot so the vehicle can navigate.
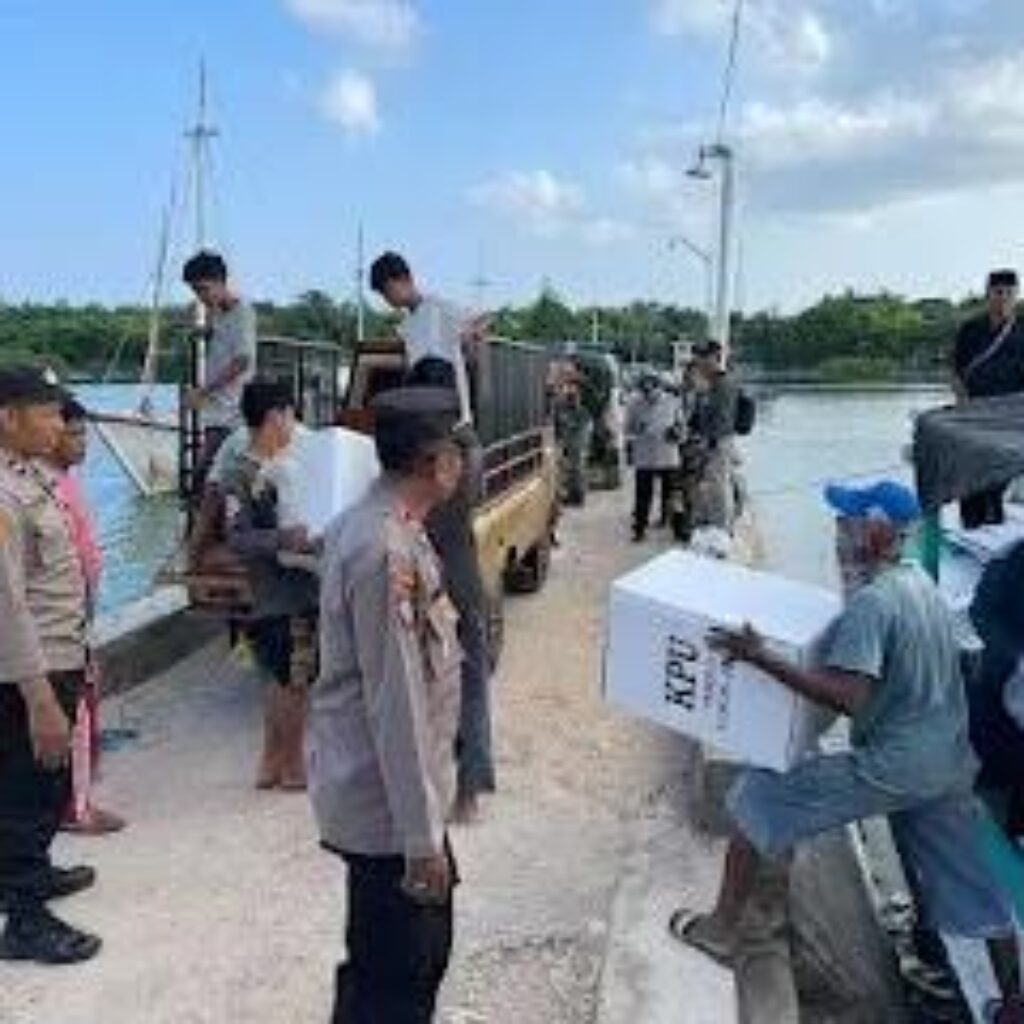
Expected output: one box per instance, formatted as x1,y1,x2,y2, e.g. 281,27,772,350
668,908,737,968
451,791,482,825
61,807,127,836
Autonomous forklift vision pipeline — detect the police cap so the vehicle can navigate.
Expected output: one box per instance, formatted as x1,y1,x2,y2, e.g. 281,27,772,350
371,386,461,471
0,365,65,409
988,268,1019,289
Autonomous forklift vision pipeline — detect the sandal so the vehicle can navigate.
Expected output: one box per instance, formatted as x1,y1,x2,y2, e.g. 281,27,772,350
668,908,736,969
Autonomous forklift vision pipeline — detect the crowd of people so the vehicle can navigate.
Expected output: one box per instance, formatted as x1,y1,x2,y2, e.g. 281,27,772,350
0,257,1022,1024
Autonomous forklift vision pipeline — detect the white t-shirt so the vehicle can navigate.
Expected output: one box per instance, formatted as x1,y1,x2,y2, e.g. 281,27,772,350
397,294,473,422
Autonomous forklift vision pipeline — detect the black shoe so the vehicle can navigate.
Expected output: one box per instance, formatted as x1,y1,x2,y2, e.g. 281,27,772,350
632,530,646,543
0,866,96,911
40,866,97,902
0,906,101,965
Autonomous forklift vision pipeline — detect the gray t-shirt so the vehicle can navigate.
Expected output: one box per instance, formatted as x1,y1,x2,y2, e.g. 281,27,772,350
204,299,257,428
825,563,978,798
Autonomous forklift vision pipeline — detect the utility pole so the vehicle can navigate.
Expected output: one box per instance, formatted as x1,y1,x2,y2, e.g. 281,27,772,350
688,143,736,359
470,242,492,311
355,222,366,344
590,308,600,346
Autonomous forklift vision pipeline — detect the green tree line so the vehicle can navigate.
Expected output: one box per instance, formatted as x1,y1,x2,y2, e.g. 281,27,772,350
0,285,981,383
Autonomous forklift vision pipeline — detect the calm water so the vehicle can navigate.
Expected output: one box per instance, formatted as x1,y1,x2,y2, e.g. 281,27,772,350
75,384,181,615
743,386,949,588
74,384,950,613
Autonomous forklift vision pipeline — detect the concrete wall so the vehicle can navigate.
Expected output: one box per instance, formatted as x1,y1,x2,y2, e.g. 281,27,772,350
95,590,222,696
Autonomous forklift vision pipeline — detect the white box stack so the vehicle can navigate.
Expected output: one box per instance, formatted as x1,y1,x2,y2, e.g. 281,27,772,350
604,550,841,771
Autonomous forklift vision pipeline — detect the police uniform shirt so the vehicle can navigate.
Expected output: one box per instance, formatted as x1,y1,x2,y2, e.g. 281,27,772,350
308,477,462,859
954,314,1024,399
0,449,87,683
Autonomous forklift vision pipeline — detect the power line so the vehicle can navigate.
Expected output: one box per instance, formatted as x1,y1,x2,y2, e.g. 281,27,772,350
715,0,746,143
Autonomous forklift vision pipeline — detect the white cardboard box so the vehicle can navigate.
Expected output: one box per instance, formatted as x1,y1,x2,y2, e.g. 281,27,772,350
280,427,381,537
604,551,842,771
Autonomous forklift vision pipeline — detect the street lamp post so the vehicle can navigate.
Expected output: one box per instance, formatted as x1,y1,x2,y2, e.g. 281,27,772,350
688,143,736,360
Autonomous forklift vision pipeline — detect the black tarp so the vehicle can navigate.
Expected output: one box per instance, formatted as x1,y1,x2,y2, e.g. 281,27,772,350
914,394,1024,511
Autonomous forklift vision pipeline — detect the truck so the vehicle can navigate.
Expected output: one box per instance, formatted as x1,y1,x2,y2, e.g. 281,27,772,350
167,334,560,666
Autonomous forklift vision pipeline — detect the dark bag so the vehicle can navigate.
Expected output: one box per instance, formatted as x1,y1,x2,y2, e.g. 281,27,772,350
734,390,757,436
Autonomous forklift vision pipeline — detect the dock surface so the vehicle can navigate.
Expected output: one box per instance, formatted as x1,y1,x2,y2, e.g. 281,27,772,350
1,488,745,1023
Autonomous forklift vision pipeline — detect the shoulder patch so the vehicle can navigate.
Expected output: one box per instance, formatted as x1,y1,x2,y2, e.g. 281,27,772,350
0,507,14,547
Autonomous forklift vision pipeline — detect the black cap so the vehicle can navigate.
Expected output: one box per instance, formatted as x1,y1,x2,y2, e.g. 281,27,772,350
988,269,1019,289
0,365,65,408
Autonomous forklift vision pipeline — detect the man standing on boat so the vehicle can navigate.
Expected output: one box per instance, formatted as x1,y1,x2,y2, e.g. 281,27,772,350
0,367,101,965
952,268,1024,528
182,250,257,479
370,252,496,824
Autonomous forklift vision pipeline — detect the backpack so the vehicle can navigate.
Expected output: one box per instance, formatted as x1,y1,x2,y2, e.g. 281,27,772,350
734,389,757,436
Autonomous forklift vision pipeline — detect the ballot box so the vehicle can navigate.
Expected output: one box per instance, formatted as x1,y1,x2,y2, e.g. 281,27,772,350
604,550,841,771
283,427,381,537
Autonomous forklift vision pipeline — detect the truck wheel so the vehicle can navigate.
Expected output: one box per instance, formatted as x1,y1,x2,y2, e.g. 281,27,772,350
506,537,552,595
485,592,505,670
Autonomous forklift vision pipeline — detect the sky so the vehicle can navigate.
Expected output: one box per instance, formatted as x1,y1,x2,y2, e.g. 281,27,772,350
3,0,1024,313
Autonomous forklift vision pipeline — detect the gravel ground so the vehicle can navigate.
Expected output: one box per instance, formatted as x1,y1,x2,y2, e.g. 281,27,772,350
0,487,715,1024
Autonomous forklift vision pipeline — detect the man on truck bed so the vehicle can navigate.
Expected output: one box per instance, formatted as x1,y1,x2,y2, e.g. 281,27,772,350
369,251,488,425
371,253,496,822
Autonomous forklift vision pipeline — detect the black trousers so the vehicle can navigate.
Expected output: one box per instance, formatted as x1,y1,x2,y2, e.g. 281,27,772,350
332,848,456,1024
0,672,81,917
633,468,676,533
960,485,1007,529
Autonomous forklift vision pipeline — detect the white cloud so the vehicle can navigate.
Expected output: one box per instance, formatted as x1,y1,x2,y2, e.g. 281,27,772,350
285,0,419,50
470,169,638,247
581,218,638,246
319,69,380,136
630,48,1024,218
469,170,585,236
651,0,832,76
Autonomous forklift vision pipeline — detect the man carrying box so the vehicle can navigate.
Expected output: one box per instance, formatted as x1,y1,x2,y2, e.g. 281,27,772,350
670,480,1017,1021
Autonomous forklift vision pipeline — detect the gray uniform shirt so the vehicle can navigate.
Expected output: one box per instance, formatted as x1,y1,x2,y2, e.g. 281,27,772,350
204,299,257,429
825,563,978,799
309,479,462,858
626,392,683,470
0,451,87,682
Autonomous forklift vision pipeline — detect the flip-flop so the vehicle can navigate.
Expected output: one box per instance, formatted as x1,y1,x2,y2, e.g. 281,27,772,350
668,908,736,969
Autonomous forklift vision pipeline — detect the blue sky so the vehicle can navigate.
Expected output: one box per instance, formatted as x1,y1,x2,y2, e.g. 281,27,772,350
4,0,1024,312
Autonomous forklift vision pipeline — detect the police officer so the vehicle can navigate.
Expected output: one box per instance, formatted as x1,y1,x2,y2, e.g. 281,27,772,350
0,366,101,964
309,386,464,1024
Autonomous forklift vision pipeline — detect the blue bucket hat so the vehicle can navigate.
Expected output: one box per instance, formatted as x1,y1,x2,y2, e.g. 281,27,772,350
824,480,921,527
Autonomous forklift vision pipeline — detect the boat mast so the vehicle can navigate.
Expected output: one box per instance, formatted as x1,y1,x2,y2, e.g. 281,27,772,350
185,60,219,253
140,194,174,390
